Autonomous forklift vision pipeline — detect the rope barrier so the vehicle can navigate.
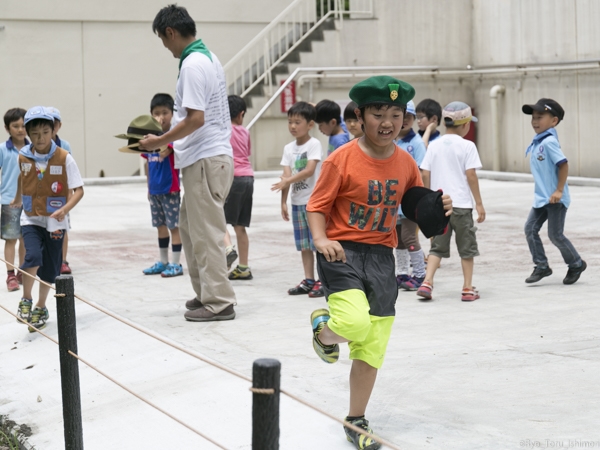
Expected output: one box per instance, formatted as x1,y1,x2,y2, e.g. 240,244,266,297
249,388,275,395
0,256,402,449
0,302,229,450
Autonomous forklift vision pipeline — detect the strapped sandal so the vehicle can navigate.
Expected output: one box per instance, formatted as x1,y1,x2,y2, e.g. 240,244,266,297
416,281,433,300
461,287,480,302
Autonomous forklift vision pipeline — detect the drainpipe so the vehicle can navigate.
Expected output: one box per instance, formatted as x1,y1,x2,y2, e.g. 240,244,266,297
490,85,506,172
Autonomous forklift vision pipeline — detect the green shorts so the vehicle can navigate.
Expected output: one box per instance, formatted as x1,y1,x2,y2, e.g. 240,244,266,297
430,207,479,259
317,241,397,369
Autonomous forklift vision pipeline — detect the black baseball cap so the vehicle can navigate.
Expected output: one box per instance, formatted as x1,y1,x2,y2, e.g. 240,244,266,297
400,187,449,239
522,98,565,121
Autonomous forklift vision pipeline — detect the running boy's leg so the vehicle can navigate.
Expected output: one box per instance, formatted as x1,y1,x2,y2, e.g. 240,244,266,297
546,203,581,267
349,360,378,417
524,206,549,267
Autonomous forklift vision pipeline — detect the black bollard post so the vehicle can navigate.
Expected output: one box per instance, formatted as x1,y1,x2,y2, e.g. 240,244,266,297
252,358,280,450
55,275,84,450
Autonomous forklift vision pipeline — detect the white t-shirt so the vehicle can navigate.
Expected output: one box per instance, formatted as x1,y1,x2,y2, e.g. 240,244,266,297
280,137,322,205
20,153,84,232
420,134,482,208
172,52,232,169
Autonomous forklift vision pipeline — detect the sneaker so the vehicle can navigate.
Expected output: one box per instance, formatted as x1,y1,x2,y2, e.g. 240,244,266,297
288,279,314,295
226,247,238,270
185,298,202,311
16,271,23,285
28,307,49,332
17,298,32,323
563,260,587,285
525,266,552,283
143,261,167,275
60,261,72,275
228,266,253,280
343,417,382,450
400,276,424,291
461,287,480,302
395,274,410,288
6,274,19,292
184,304,236,322
416,281,433,300
310,309,339,364
161,263,183,278
308,280,325,298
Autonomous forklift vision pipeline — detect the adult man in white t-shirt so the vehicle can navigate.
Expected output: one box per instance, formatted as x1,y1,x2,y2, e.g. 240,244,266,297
140,5,236,322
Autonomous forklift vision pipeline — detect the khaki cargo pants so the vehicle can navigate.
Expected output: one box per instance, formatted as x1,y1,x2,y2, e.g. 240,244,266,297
180,155,237,313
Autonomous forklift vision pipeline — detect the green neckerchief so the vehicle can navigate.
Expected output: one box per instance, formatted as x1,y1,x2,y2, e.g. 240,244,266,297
179,39,212,74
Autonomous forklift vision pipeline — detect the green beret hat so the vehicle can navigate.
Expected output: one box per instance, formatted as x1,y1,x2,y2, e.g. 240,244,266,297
115,115,163,140
349,76,415,108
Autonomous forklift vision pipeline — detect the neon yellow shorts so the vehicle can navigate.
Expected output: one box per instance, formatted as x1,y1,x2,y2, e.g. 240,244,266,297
327,289,394,369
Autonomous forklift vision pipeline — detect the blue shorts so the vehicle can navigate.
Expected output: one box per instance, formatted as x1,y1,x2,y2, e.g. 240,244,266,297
21,225,64,283
1,205,22,240
149,192,181,229
292,204,315,251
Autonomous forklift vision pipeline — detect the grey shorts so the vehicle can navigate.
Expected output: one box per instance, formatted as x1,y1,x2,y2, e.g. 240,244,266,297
149,192,181,229
430,207,479,259
1,205,22,240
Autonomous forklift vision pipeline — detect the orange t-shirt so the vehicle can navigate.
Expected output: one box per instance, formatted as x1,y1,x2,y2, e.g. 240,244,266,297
307,139,423,248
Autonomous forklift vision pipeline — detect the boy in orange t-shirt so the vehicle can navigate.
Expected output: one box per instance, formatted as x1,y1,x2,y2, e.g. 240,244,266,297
307,76,452,449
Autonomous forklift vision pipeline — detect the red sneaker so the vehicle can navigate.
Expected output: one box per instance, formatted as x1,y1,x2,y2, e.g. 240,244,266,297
16,271,23,285
308,280,325,298
60,262,72,275
6,274,19,292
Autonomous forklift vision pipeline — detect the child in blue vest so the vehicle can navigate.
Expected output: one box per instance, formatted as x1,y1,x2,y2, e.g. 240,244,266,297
522,99,586,284
141,94,183,278
13,106,84,330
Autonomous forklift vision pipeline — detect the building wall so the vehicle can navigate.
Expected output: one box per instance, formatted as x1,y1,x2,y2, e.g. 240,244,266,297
0,0,290,177
251,0,600,176
3,0,599,176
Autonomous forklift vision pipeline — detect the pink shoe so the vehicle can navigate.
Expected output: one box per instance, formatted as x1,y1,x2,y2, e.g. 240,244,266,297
60,261,72,275
416,281,433,300
461,287,480,302
6,274,20,292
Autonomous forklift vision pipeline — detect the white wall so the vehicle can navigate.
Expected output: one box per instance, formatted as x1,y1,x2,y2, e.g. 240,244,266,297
0,0,290,177
3,0,600,176
250,0,600,175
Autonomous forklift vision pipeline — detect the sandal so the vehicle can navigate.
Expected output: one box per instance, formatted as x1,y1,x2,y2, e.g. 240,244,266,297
417,281,433,300
461,287,480,302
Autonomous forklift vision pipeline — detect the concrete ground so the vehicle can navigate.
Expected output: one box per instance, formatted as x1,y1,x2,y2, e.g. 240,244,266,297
1,175,599,450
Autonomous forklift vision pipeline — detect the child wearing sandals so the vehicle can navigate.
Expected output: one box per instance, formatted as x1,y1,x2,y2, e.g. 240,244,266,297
418,102,485,302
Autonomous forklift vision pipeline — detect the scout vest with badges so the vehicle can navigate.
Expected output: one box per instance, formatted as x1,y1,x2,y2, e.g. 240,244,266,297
19,147,69,216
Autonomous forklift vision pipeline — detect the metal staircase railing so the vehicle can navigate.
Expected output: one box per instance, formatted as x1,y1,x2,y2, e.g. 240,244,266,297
224,0,374,98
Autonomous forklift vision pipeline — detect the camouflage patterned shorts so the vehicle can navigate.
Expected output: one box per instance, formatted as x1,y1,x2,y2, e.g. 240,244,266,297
148,192,181,229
